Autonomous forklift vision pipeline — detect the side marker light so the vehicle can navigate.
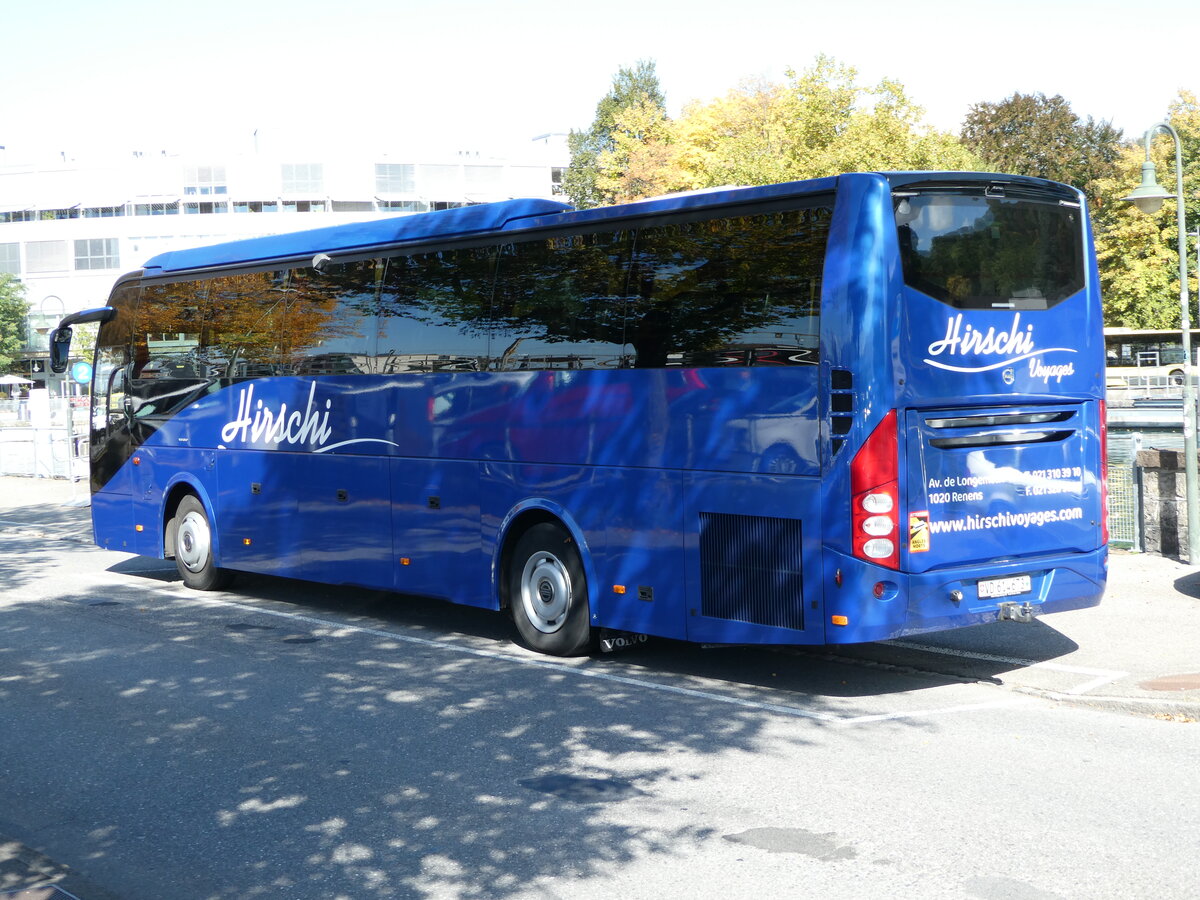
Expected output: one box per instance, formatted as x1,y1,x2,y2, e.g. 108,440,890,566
831,615,849,626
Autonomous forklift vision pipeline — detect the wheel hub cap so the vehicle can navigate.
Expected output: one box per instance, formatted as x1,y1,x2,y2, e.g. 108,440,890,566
520,551,571,634
177,511,211,573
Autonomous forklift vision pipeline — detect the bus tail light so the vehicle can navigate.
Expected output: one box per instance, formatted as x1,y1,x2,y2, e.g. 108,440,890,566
851,409,900,570
1099,399,1109,545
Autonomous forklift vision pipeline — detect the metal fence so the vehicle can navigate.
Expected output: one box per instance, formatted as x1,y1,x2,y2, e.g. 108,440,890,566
1107,461,1141,549
0,398,88,481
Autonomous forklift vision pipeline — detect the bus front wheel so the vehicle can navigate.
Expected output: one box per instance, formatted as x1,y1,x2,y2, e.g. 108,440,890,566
508,522,593,656
173,495,233,591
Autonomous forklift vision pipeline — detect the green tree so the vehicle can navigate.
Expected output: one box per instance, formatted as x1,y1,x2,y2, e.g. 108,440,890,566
666,56,979,192
593,97,676,204
564,60,667,208
960,92,1123,203
1165,90,1200,268
1091,92,1198,327
0,274,30,373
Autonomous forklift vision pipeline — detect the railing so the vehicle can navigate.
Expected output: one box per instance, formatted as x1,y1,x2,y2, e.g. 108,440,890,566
1105,378,1184,407
1107,438,1142,551
0,399,88,480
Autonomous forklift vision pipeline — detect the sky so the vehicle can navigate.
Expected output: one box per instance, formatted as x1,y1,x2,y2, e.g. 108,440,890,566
3,0,1198,162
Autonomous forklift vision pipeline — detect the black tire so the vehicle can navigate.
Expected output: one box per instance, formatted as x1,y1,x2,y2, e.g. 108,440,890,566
172,495,233,591
508,522,594,656
1170,370,1185,386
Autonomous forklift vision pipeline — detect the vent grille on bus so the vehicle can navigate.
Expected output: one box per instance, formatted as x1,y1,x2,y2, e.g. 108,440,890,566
829,368,854,456
924,409,1077,449
699,512,805,631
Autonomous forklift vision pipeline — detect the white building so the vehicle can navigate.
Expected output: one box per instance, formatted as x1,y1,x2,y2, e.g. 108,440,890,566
0,137,568,392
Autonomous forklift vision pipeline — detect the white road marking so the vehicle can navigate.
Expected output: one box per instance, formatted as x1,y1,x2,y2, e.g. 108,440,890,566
141,584,1036,727
887,640,1127,695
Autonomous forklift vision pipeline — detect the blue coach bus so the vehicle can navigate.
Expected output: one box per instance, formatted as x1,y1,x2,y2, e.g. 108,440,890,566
51,172,1107,655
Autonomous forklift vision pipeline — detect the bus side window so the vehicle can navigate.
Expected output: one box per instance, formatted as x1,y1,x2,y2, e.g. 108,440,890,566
203,271,287,377
627,207,829,368
489,231,634,370
133,281,203,380
286,262,380,376
376,248,495,373
200,267,376,378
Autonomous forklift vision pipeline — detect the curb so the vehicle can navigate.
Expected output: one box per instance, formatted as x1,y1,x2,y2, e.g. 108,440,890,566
1013,685,1200,720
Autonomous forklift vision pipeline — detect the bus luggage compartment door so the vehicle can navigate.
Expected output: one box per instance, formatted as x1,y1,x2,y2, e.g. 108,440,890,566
902,403,1104,572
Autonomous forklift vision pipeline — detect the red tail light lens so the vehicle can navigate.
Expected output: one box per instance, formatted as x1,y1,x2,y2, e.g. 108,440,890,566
851,409,900,569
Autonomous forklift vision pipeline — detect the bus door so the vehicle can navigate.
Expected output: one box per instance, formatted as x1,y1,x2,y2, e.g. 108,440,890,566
89,287,139,553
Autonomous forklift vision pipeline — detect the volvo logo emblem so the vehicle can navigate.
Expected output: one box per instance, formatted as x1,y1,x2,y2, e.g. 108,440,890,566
1002,367,1015,385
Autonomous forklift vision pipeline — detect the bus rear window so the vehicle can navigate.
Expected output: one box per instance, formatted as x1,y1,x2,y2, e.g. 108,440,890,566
895,190,1084,310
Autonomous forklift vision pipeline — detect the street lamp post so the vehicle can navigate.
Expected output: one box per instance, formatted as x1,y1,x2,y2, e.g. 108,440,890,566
1122,122,1198,563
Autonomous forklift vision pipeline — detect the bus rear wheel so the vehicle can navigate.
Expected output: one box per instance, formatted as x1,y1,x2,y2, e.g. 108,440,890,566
173,495,233,591
508,522,593,656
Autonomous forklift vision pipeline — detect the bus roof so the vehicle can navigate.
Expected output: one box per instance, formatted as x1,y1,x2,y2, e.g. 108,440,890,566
139,171,1074,277
141,198,572,275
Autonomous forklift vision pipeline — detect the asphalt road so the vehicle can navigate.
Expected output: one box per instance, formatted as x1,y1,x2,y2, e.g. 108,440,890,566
1,534,1197,899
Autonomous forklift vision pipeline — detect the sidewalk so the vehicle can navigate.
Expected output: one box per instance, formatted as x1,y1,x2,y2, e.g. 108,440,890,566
0,476,92,543
877,548,1200,720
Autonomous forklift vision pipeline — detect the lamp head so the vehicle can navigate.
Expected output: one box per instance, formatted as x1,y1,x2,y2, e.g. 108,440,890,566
1121,160,1172,214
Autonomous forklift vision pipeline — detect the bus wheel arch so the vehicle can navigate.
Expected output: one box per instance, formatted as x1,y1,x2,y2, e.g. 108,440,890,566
167,490,233,591
498,510,596,656
1170,369,1185,386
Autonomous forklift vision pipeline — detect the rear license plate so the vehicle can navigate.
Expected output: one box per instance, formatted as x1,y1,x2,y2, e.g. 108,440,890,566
977,574,1032,599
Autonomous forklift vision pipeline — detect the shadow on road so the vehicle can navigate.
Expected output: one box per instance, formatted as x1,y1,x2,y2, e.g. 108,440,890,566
101,555,1049,701
0,537,1086,898
1174,569,1200,600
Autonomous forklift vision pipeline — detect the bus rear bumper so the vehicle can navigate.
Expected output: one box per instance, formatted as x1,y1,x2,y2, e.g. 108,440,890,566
823,546,1108,644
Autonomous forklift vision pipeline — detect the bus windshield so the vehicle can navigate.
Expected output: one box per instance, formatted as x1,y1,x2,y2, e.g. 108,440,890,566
895,186,1084,311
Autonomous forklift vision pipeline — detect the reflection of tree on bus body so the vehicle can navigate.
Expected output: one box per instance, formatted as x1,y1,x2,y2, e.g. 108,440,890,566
134,267,370,377
367,206,829,470
130,204,831,387
376,206,829,371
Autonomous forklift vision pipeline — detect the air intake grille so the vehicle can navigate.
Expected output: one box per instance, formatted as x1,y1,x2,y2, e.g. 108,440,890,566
829,367,854,456
699,512,805,631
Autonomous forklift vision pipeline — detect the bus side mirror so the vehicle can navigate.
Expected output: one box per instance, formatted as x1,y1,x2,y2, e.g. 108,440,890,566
47,306,118,373
49,327,73,373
